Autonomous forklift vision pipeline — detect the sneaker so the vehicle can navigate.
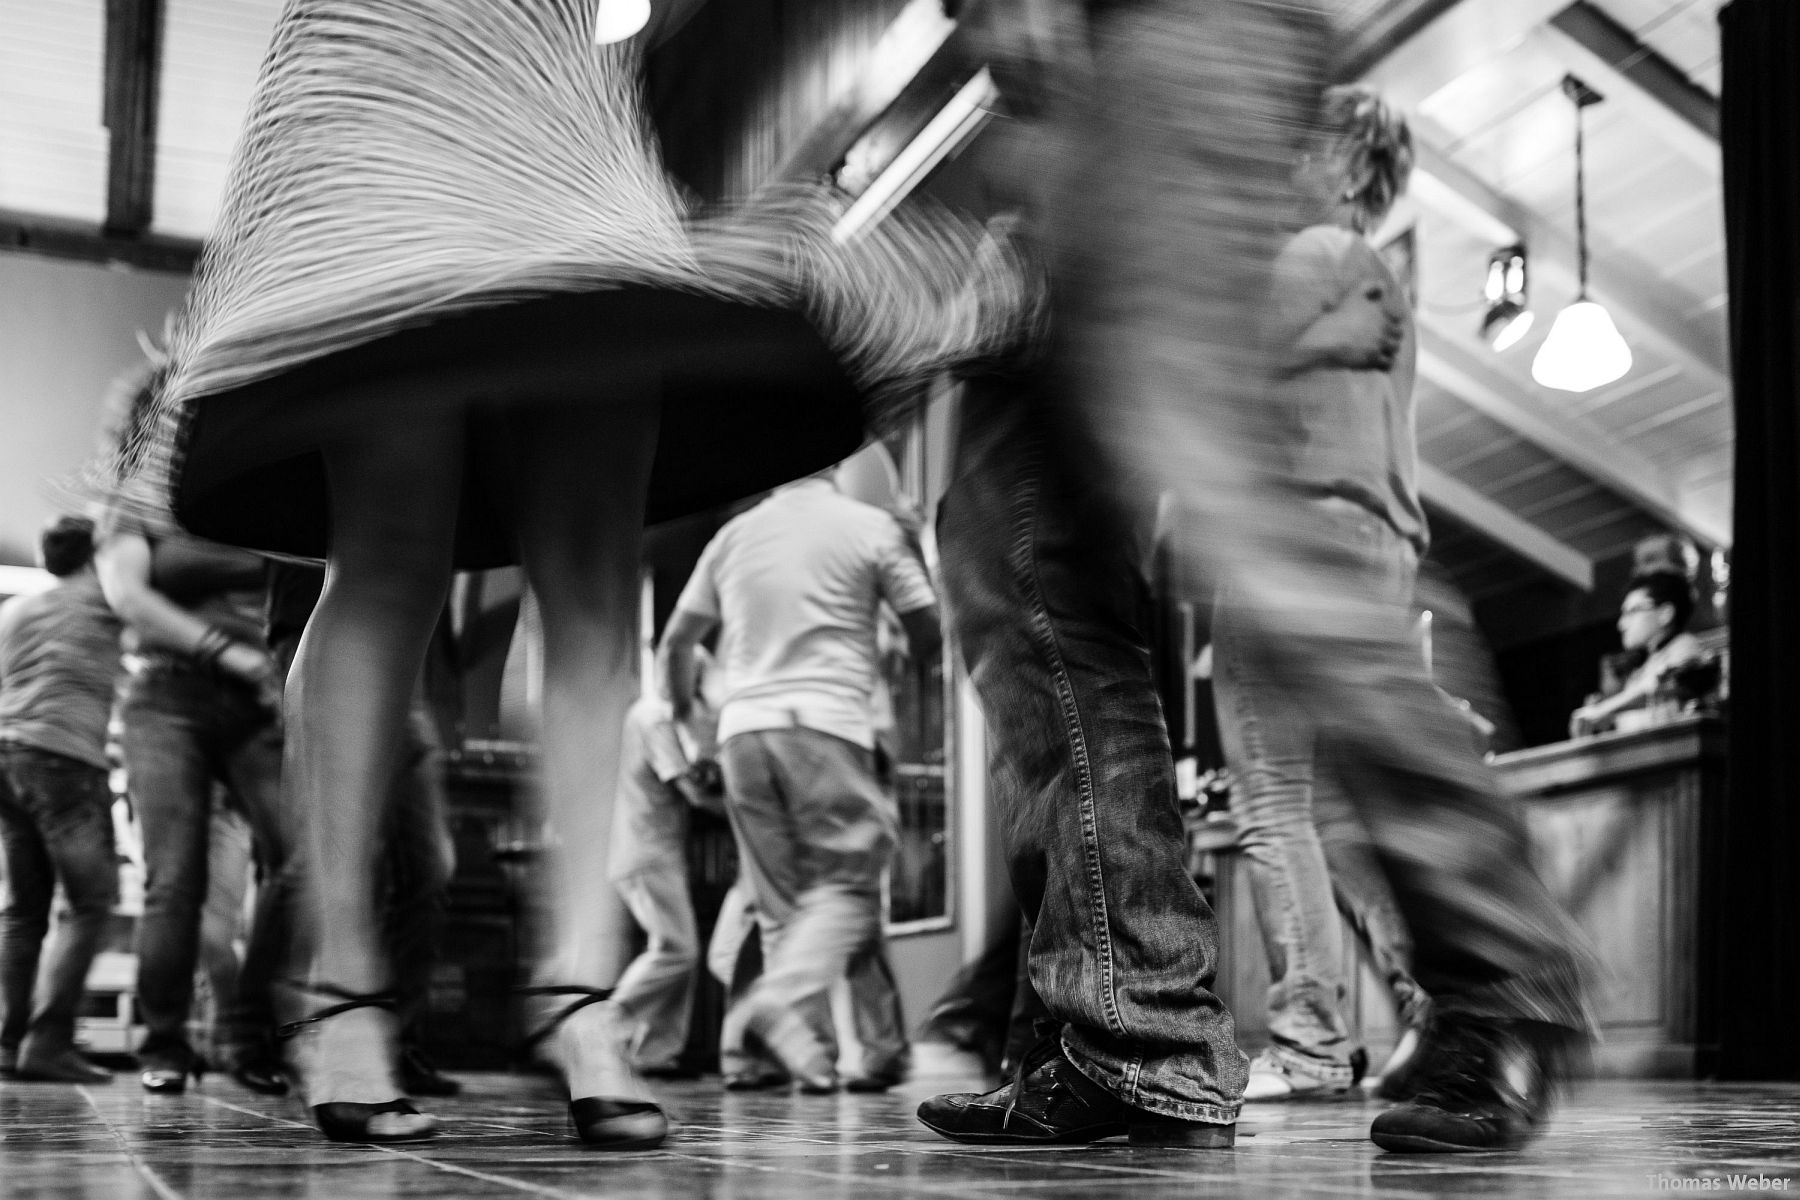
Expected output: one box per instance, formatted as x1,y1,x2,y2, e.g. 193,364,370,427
917,1035,1235,1148
1242,1048,1352,1102
399,1046,462,1097
1369,1016,1574,1153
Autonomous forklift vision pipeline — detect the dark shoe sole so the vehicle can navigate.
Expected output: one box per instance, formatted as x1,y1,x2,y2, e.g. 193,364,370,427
570,1098,668,1150
1371,1126,1528,1154
918,1113,1129,1145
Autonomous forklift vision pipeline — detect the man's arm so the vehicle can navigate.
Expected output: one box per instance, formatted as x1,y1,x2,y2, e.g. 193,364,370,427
658,608,719,722
898,604,944,665
95,531,275,690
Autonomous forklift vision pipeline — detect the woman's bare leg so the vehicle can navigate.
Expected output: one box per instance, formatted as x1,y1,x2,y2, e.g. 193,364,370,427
289,414,463,1115
501,390,657,1102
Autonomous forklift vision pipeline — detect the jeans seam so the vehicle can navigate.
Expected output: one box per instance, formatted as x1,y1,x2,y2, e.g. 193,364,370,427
1008,437,1125,1040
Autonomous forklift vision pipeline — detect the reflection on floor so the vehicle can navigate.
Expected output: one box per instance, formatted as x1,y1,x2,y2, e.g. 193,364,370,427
2,1070,1797,1199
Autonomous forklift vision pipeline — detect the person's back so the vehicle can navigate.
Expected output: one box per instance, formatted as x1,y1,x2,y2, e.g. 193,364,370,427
0,573,122,770
699,478,934,751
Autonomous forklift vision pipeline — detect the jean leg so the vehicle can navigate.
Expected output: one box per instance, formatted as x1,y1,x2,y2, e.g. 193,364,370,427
0,758,54,1056
219,708,292,1052
611,869,699,1069
12,755,118,1056
1314,750,1428,1028
937,389,1243,1122
1213,602,1353,1081
122,672,216,1066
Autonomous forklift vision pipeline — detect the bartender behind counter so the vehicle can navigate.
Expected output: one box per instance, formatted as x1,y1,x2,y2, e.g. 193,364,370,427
1570,570,1706,738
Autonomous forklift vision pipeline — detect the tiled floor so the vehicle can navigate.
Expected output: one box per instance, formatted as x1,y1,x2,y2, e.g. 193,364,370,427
2,1069,1797,1199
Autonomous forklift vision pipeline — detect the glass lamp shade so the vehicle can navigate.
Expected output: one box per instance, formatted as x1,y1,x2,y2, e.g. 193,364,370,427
593,0,651,43
1530,299,1632,392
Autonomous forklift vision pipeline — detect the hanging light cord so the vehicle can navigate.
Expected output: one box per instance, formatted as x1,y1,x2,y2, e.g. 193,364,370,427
1573,90,1589,299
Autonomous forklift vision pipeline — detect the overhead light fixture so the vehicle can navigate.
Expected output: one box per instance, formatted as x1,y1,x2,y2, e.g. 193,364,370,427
593,0,652,44
1532,75,1632,393
832,68,999,244
1481,244,1533,352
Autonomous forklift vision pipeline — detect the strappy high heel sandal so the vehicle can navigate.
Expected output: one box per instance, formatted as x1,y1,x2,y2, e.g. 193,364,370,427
279,984,438,1144
520,986,668,1150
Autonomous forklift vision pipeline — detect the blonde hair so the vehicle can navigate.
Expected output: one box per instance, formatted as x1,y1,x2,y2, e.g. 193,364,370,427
1320,85,1414,233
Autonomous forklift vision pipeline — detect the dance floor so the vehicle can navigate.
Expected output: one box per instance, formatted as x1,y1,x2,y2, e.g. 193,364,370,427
2,1070,1797,1199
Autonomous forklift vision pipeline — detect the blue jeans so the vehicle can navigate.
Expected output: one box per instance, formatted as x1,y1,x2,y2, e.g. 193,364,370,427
0,746,118,1059
1212,500,1419,1082
937,381,1245,1124
118,658,291,1070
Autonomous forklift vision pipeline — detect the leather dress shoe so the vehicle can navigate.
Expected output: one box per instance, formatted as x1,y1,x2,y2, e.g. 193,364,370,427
1370,1016,1580,1153
15,1048,114,1084
918,1036,1235,1148
722,1065,790,1092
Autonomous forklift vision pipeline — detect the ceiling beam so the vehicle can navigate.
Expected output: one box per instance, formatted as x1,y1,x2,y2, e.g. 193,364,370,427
1541,0,1719,171
102,0,165,237
1415,320,1729,548
1356,0,1572,111
1417,462,1593,591
1,210,198,273
1412,139,1729,386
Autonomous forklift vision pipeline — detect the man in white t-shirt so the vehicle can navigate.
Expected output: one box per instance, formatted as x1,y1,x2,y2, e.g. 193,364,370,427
660,472,940,1092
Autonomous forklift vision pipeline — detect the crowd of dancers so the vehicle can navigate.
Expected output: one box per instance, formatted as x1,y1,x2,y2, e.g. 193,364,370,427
1,0,1598,1166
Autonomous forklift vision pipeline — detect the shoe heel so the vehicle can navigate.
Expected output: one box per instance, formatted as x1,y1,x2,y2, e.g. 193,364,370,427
1128,1121,1236,1148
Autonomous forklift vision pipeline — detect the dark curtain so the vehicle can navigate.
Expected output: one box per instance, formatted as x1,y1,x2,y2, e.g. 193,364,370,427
1719,0,1800,1080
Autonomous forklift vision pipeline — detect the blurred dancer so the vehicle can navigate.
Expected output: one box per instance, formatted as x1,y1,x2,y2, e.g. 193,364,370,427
96,448,291,1096
0,517,122,1083
1209,85,1420,1102
924,0,1589,1156
660,470,939,1093
606,651,726,1077
112,0,1019,1147
258,562,462,1098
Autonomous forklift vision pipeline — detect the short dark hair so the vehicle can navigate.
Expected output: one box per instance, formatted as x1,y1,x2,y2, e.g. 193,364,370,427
40,515,97,577
1627,570,1694,634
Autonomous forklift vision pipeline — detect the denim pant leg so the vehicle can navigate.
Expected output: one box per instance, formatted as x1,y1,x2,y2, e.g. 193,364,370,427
0,756,53,1056
937,386,1244,1123
1212,603,1353,1082
1287,511,1593,1031
122,670,218,1065
217,702,291,1051
847,943,907,1077
8,752,118,1056
1314,750,1427,1029
611,867,699,1069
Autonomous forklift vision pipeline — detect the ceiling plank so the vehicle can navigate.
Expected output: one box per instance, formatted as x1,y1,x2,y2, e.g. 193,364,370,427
1418,461,1594,591
1541,0,1719,171
1414,321,1729,548
1356,0,1572,111
102,0,165,237
1412,139,1729,385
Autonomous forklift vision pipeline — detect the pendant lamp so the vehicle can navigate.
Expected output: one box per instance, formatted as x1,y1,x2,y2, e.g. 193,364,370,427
1532,75,1632,393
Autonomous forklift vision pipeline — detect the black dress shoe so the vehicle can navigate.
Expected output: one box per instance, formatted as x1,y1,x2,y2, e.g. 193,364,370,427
918,1036,1235,1148
843,1070,904,1094
399,1046,462,1097
1370,1016,1579,1153
722,1066,790,1092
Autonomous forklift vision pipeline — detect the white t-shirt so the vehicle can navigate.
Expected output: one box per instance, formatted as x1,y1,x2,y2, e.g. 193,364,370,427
673,479,936,750
607,696,693,880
